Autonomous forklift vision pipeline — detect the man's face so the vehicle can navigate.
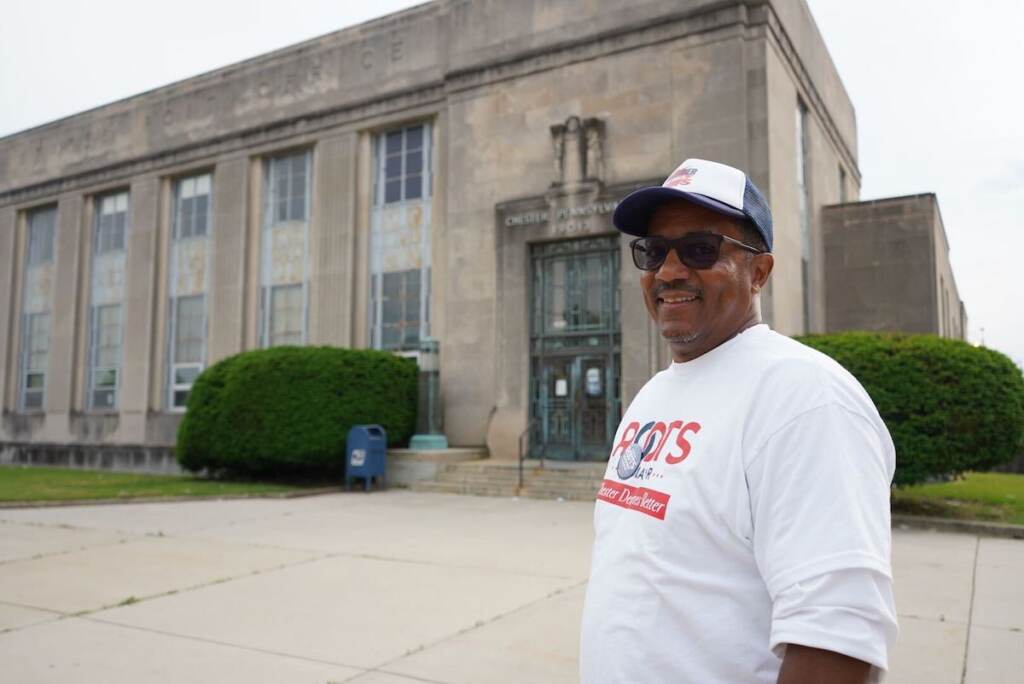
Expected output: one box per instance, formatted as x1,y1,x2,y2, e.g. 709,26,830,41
640,200,773,363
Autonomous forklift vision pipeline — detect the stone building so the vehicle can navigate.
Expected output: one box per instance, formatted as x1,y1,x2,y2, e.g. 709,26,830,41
822,194,967,338
0,0,965,468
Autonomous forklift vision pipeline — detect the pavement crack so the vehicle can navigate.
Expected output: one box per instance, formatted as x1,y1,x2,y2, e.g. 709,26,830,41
324,551,580,582
0,598,68,615
0,536,141,567
347,578,588,683
81,614,365,671
0,599,70,636
73,551,337,618
960,535,981,684
350,672,450,684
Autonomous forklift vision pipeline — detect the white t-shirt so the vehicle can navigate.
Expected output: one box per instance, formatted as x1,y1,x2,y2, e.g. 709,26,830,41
579,324,898,684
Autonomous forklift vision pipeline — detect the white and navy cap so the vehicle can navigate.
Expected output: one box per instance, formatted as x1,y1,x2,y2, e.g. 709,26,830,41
613,158,773,251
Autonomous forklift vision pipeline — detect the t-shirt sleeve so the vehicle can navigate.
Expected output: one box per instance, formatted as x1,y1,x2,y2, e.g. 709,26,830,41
746,402,897,667
770,568,897,674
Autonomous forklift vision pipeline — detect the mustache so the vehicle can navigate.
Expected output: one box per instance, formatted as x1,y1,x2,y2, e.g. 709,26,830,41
652,282,702,298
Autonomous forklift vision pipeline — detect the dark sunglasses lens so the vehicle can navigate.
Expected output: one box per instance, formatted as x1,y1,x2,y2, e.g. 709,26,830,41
678,236,720,269
631,236,723,270
632,239,667,270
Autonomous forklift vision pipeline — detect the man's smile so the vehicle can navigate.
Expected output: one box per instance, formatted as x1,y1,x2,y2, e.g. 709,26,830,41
656,288,702,307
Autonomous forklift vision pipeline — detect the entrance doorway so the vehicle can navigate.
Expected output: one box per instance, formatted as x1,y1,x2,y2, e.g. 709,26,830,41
529,237,620,461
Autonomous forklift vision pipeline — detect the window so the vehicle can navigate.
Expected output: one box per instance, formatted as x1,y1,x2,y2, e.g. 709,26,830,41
168,295,205,409
260,152,310,348
269,284,304,347
88,192,128,410
174,174,211,239
378,124,427,204
269,153,308,223
839,165,848,203
19,206,58,411
376,270,421,350
96,192,128,254
20,313,50,410
27,207,56,265
168,174,213,409
89,304,122,409
370,123,432,351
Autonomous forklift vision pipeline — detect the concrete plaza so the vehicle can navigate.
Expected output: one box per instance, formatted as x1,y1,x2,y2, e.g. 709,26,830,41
0,491,1021,683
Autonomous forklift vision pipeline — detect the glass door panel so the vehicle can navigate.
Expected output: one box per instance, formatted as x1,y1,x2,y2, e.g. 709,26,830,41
577,356,610,456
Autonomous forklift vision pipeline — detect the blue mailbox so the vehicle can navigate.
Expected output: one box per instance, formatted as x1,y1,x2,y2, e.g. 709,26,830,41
345,425,387,491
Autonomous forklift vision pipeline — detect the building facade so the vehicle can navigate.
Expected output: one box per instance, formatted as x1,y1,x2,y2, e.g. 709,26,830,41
823,194,967,338
0,0,962,466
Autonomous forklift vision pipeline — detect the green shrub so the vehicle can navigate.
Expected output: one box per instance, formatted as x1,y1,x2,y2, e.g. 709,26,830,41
176,346,417,478
797,332,1024,487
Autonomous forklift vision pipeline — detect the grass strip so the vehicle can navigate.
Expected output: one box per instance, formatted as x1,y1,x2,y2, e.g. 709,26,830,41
892,471,1024,526
0,465,313,503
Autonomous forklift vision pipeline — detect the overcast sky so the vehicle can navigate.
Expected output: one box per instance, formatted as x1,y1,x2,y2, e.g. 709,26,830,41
1,1,1020,365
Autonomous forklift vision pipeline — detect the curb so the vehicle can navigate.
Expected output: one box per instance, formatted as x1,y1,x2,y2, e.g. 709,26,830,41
0,487,343,509
892,514,1024,540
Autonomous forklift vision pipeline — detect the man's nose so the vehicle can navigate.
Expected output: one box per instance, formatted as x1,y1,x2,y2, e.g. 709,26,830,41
655,246,693,282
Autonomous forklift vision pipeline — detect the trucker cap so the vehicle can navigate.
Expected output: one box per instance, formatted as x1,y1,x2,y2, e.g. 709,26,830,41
612,158,773,251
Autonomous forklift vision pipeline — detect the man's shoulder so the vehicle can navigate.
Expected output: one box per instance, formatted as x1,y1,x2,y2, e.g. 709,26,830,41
752,330,878,418
755,330,851,380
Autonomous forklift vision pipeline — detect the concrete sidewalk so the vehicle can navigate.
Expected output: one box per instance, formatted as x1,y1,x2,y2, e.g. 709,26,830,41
0,491,1020,683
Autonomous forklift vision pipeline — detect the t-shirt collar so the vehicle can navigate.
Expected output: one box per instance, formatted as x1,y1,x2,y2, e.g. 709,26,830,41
667,323,770,376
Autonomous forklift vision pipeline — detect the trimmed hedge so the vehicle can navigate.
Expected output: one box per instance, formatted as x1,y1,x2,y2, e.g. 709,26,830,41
176,346,418,478
797,332,1024,487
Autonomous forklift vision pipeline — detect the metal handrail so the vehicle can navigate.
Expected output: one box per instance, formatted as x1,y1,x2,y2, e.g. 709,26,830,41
518,417,541,493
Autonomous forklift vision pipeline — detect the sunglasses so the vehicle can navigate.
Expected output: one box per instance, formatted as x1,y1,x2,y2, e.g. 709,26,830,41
629,233,765,271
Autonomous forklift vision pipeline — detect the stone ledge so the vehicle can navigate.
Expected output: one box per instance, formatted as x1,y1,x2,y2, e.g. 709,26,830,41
387,447,486,463
1,441,183,475
386,447,488,487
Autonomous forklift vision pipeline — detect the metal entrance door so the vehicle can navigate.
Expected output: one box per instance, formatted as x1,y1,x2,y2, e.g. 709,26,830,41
530,237,620,461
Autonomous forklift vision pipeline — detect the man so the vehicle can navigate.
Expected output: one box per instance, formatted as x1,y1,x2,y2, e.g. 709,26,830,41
579,159,897,683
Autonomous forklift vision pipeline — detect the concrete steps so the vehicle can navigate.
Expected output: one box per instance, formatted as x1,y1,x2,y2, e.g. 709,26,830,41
411,459,606,501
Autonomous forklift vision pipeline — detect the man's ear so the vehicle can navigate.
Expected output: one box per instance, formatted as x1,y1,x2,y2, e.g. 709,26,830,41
750,253,774,293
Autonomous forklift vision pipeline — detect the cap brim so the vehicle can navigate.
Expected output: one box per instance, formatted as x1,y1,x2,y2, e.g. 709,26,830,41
612,186,746,236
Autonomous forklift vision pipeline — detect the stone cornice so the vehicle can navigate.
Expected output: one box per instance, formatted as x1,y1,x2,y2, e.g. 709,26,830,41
0,0,859,204
0,83,447,206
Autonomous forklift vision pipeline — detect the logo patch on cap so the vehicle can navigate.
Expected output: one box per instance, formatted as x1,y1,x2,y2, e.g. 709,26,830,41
665,167,698,188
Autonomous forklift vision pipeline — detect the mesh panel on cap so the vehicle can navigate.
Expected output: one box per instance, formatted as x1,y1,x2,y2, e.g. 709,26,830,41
743,178,773,251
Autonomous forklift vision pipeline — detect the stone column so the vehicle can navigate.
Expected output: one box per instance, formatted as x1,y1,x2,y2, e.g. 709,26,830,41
0,206,17,417
208,157,250,363
119,176,160,442
44,194,86,440
308,133,357,347
243,159,263,350
352,133,373,348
